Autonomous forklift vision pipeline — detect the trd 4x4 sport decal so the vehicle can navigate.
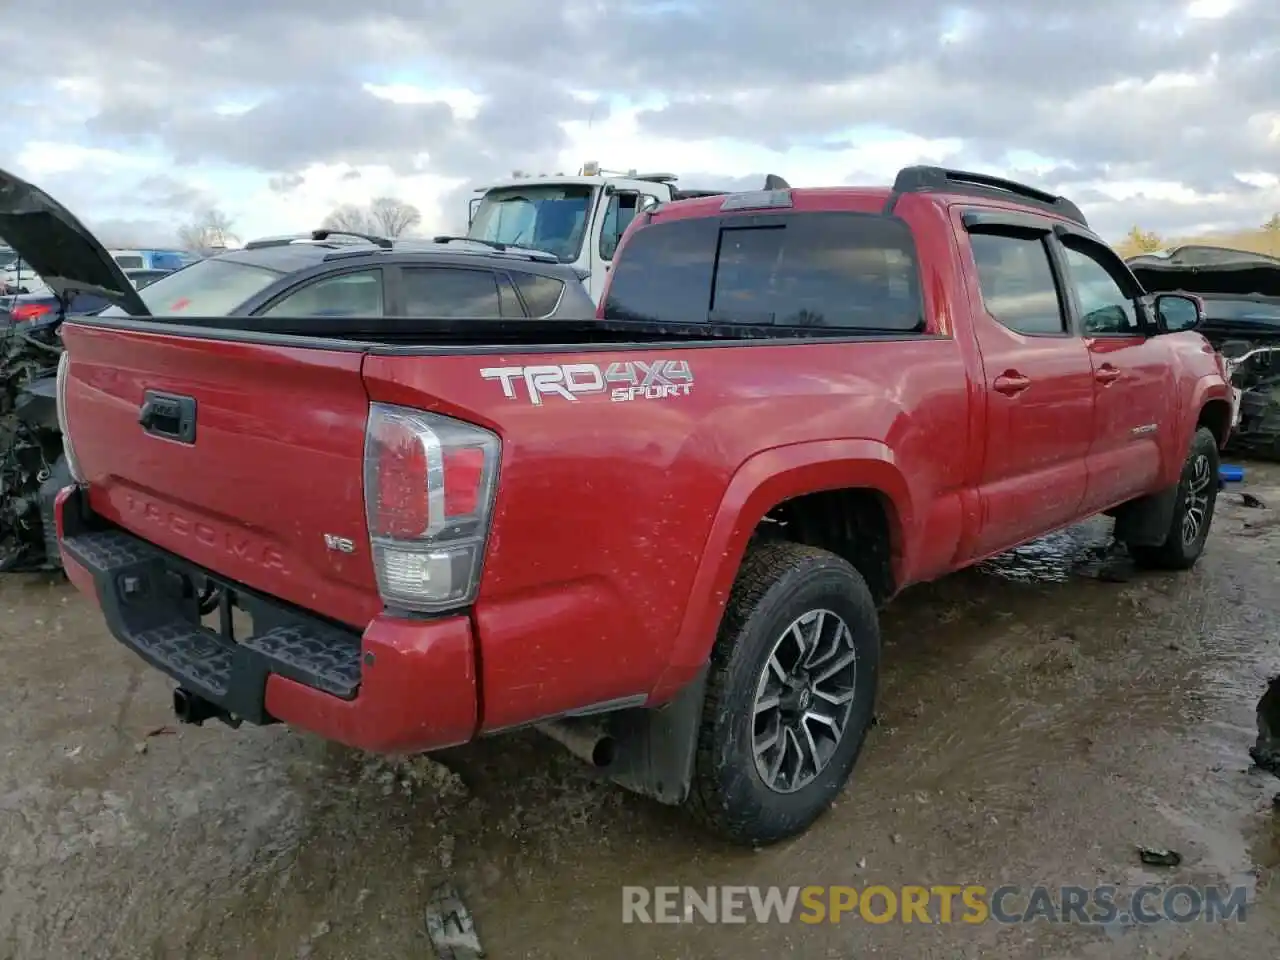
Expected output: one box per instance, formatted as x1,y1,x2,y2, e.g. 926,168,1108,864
480,360,694,405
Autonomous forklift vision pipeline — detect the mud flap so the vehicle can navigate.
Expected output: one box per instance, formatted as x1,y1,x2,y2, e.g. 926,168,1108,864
606,665,709,806
1112,484,1179,547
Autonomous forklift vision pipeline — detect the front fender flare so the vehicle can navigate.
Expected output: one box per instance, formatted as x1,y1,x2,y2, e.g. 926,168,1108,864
1191,374,1232,440
649,439,913,702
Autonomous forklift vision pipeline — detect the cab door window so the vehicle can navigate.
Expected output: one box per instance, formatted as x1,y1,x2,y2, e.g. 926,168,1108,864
599,191,642,261
1060,242,1141,335
261,269,384,317
968,233,1068,336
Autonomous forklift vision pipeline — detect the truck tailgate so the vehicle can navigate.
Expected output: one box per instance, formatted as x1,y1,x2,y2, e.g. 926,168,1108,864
61,323,380,628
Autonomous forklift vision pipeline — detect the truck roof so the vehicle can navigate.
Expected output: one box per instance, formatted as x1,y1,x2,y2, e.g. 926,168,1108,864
475,174,677,195
644,165,1091,231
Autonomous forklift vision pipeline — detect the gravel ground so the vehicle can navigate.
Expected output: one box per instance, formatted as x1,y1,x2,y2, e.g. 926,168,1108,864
3,467,1280,959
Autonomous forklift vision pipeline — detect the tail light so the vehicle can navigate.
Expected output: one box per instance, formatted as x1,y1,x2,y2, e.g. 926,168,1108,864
55,351,85,482
11,302,53,322
363,403,500,613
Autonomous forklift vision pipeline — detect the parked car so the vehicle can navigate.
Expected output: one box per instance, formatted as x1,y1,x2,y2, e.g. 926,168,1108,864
1127,245,1280,457
85,232,598,324
0,215,595,571
110,248,190,271
0,289,111,327
1,163,1231,846
1,250,39,293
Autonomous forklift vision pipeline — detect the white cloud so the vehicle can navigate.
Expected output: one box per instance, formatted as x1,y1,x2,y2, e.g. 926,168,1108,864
2,1,1277,245
364,83,483,120
15,141,156,179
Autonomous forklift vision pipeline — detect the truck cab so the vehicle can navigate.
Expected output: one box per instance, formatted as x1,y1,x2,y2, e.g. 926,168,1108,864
464,163,726,303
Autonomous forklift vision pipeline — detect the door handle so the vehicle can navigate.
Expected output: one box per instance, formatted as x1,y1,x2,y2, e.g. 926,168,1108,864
1094,365,1121,384
993,372,1031,396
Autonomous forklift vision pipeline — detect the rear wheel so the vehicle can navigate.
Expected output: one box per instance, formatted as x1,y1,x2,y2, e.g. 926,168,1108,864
1130,427,1220,570
686,542,879,846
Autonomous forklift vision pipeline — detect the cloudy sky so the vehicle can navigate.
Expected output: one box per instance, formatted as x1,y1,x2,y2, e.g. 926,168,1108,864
3,0,1277,247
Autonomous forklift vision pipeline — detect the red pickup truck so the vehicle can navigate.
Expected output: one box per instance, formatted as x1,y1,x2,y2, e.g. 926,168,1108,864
1,165,1231,846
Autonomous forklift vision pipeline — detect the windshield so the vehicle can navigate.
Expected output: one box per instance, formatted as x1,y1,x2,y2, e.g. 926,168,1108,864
98,257,281,317
467,184,595,262
1203,296,1280,325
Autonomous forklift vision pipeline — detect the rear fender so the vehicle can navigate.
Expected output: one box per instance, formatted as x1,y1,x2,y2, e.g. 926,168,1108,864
649,439,912,702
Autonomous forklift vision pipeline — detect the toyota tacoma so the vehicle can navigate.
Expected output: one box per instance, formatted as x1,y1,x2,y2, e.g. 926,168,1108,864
0,164,1232,846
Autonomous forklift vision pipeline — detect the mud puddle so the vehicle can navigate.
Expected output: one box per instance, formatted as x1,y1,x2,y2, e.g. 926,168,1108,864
3,468,1280,958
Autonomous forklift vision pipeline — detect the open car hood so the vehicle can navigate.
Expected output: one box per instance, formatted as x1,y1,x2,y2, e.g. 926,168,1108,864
1128,244,1280,298
1128,244,1280,343
0,167,150,316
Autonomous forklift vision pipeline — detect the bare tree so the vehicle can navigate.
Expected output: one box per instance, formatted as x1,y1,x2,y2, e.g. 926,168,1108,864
321,198,422,239
320,204,376,235
368,197,422,238
178,207,239,252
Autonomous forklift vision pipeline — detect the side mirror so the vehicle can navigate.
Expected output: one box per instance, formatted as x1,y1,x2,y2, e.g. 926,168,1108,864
1155,293,1202,333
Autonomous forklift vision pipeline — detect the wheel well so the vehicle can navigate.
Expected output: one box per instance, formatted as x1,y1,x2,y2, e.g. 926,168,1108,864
1198,399,1231,448
754,488,896,603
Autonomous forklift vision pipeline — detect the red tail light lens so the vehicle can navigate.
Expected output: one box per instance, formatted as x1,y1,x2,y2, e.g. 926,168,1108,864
442,447,486,518
369,415,431,539
363,404,500,612
11,303,53,322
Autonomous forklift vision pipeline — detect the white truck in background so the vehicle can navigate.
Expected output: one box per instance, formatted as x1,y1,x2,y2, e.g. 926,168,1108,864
456,162,784,304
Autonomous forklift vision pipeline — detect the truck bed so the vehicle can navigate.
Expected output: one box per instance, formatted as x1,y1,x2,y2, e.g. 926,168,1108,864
59,311,971,730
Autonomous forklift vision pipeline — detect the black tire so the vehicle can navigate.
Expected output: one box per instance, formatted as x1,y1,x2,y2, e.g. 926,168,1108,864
686,542,880,846
1130,427,1220,571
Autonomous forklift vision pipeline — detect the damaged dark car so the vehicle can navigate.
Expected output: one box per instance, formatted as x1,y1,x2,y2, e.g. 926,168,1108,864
1128,244,1280,459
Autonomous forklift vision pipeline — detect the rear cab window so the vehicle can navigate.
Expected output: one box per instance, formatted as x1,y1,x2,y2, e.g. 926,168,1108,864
967,233,1068,336
602,211,924,332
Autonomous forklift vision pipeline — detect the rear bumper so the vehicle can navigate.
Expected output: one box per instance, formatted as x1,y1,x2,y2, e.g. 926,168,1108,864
55,486,477,753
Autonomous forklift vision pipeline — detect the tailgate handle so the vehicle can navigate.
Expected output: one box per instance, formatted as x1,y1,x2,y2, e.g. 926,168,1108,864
139,391,197,444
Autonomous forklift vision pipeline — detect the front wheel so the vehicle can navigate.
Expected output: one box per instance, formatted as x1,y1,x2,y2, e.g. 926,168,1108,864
1130,426,1221,570
685,542,880,846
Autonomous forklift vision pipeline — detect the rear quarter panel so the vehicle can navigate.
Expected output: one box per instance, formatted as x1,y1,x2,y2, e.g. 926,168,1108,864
363,197,978,728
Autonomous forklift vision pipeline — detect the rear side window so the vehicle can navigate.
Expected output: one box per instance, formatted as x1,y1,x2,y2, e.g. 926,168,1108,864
261,270,383,317
98,258,281,318
113,255,144,269
603,212,924,331
397,267,503,318
968,233,1066,335
511,272,565,317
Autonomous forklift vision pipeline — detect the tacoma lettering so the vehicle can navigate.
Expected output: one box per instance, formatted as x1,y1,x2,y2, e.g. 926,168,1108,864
480,359,694,405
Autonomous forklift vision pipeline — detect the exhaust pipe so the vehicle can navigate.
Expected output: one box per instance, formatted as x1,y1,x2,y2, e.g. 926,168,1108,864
172,687,224,726
535,717,617,768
